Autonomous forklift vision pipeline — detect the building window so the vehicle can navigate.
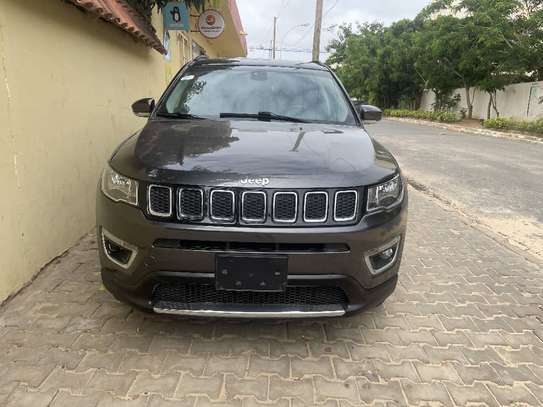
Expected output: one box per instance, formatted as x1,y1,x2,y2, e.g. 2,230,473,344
177,32,191,64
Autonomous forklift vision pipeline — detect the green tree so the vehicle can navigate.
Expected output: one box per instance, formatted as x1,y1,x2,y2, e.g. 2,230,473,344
327,21,425,109
462,0,520,117
428,0,539,117
327,0,541,114
512,0,543,79
327,23,385,105
416,15,491,118
382,19,426,109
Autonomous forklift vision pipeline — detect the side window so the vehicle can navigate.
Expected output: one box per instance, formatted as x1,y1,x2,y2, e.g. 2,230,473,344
165,76,193,113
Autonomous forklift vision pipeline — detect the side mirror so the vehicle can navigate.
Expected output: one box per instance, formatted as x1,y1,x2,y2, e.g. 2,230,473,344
131,98,155,117
357,104,382,122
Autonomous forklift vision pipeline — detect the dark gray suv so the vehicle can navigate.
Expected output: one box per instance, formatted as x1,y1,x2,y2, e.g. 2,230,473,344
97,58,407,318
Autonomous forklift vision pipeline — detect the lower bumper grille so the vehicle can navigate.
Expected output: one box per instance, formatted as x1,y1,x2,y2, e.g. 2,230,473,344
154,239,350,253
152,284,348,308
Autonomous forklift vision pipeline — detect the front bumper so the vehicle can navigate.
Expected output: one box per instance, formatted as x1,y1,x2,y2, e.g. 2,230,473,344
97,190,407,317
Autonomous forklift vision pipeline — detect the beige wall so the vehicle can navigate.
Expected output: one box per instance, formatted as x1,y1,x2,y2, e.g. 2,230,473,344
420,81,543,120
0,0,166,302
0,0,244,302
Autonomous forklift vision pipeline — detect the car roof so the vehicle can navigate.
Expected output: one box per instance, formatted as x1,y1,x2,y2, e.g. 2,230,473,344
190,57,329,71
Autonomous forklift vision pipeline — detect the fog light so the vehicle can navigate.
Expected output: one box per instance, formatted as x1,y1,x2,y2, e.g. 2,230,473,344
365,236,401,275
380,248,394,260
101,228,137,269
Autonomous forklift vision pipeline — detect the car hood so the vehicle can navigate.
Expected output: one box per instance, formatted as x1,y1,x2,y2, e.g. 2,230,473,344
111,119,398,188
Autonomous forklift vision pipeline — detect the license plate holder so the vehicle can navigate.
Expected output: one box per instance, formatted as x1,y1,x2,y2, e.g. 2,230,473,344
215,255,288,292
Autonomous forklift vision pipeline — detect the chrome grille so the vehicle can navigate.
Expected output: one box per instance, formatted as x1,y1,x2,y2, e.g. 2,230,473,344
178,188,204,220
146,184,361,226
241,191,266,222
334,190,358,221
273,192,298,223
304,192,328,222
210,190,235,221
148,185,172,217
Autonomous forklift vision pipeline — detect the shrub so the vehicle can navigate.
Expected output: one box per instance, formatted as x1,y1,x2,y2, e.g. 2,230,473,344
483,117,543,136
384,109,459,123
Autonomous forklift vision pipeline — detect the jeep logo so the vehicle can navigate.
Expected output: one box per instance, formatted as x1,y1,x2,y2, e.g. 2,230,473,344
240,177,270,187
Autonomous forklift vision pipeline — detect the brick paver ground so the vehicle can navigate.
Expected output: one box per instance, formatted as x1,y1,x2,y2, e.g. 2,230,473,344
1,188,542,406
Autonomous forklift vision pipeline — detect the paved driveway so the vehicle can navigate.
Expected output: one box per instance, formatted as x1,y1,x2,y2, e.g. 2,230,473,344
370,120,543,259
1,188,542,406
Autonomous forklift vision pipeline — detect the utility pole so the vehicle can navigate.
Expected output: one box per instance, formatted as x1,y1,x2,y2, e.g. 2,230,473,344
272,16,278,59
312,0,323,62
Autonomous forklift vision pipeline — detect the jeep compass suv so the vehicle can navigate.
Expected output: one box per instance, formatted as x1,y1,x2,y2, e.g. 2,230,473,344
97,58,407,318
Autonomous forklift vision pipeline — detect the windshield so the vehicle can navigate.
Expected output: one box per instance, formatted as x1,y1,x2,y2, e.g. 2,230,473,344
158,65,357,125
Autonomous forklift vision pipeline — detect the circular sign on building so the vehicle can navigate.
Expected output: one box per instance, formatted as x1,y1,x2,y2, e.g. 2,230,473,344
198,10,225,39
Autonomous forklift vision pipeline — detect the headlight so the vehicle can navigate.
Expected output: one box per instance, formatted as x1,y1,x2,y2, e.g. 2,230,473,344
367,174,403,212
101,165,138,206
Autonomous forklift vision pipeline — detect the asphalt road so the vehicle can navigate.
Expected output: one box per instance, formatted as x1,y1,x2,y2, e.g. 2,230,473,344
370,119,543,259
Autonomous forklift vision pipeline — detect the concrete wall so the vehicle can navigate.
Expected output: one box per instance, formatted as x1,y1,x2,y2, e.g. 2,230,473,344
0,0,243,302
420,81,543,120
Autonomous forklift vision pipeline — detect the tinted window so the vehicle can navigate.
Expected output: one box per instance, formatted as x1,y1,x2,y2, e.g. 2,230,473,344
160,65,357,125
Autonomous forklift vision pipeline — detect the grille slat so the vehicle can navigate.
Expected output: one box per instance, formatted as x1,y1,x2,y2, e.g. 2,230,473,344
148,185,172,217
273,192,298,223
178,188,204,220
153,284,348,307
241,191,266,222
304,192,328,222
210,190,235,221
334,191,358,221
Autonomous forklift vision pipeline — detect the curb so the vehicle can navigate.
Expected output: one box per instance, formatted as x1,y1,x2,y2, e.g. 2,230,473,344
385,117,543,145
406,179,543,265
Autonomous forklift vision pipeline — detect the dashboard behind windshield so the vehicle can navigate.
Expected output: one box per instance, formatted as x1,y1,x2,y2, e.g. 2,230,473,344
158,65,357,126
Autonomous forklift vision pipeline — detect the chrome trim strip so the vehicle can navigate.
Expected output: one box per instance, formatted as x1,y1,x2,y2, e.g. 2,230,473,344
241,191,267,223
272,192,298,223
153,308,345,318
178,188,204,220
148,185,173,217
334,190,358,222
210,189,236,222
303,191,328,223
101,228,137,270
364,236,401,275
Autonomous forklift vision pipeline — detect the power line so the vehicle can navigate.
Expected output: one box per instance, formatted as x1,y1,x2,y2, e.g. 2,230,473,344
323,0,340,19
263,0,292,43
276,0,291,20
289,0,340,47
249,46,330,54
248,0,338,58
290,22,314,47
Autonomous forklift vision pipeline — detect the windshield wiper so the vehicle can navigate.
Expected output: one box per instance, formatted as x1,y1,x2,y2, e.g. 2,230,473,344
156,112,204,120
219,111,307,123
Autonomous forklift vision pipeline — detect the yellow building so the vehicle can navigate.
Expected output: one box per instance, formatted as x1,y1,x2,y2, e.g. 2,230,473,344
0,0,247,302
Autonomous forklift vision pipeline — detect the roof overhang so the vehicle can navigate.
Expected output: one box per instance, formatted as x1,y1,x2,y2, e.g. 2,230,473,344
67,0,167,54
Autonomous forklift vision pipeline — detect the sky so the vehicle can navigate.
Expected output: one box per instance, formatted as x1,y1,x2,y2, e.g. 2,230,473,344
236,0,432,61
